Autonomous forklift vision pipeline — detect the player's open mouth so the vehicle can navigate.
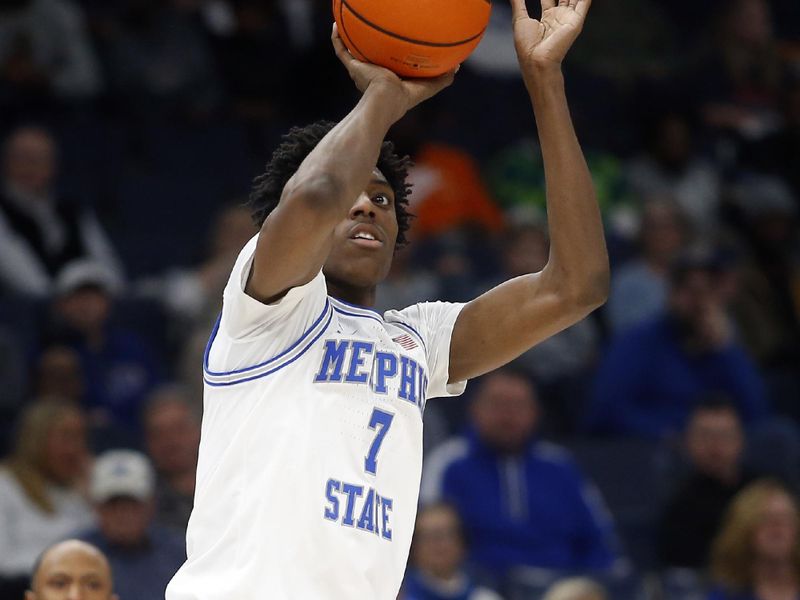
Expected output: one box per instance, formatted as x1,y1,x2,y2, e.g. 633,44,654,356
349,225,383,249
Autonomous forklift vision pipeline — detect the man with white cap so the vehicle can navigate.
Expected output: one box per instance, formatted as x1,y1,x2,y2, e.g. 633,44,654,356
75,450,185,600
45,259,161,438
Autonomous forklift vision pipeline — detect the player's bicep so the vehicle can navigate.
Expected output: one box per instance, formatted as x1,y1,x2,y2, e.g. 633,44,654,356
448,271,584,383
246,178,341,303
219,235,329,341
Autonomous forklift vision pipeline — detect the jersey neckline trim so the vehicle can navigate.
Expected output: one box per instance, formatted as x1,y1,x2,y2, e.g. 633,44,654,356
329,296,383,318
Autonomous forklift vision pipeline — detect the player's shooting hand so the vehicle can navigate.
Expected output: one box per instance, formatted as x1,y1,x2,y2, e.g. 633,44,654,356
332,24,456,116
510,0,591,71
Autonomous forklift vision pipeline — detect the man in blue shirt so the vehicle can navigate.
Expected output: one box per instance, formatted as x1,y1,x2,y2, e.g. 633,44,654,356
421,368,622,584
76,450,185,600
587,246,767,438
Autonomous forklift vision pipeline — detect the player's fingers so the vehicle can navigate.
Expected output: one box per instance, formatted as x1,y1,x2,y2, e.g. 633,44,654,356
509,0,531,24
568,0,578,7
541,0,556,10
404,67,455,105
331,23,355,65
575,0,592,18
418,68,456,92
558,0,569,6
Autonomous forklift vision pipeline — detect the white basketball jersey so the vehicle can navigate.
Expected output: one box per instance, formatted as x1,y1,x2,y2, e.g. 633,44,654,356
166,236,466,600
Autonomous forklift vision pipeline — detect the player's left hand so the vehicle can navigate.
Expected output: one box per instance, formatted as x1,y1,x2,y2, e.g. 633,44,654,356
510,0,591,70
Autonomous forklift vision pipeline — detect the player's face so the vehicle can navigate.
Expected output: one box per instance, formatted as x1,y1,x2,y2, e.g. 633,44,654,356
323,169,399,292
26,542,116,600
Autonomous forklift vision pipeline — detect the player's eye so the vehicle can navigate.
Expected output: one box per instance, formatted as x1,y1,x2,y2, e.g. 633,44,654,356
372,194,391,207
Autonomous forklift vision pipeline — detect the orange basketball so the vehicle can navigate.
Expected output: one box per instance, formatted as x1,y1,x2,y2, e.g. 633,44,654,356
333,0,492,78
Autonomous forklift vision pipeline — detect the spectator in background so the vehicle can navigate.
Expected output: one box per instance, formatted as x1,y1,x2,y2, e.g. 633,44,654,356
390,105,505,244
405,141,504,244
708,480,800,600
401,503,503,600
695,0,785,141
607,197,689,333
45,260,161,437
25,539,117,600
0,126,123,297
142,385,200,534
33,344,85,403
384,106,505,302
726,175,800,413
0,0,102,114
421,368,622,586
658,397,756,571
587,245,767,439
0,399,93,586
77,450,185,600
542,578,608,600
625,111,721,234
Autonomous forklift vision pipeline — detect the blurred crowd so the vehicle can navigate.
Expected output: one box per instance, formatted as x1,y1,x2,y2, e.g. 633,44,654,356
1,0,799,599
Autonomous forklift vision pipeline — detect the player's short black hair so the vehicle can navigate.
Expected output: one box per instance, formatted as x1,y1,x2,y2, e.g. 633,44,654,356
248,120,413,249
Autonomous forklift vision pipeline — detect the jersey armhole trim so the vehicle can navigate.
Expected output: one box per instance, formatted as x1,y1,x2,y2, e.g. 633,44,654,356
203,299,332,384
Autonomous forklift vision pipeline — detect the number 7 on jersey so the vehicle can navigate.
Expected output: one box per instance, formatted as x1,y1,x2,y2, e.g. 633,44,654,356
365,408,394,475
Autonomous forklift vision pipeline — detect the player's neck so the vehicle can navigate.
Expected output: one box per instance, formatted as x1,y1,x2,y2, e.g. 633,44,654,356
326,280,377,309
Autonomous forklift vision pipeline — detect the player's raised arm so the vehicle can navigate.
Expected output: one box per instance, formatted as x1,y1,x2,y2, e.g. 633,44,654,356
448,0,609,383
245,26,455,304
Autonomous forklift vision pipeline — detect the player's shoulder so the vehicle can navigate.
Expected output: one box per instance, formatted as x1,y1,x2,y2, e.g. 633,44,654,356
384,300,465,338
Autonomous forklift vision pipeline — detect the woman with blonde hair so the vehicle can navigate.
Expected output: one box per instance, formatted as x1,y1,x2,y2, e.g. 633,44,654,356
0,399,94,582
708,479,800,600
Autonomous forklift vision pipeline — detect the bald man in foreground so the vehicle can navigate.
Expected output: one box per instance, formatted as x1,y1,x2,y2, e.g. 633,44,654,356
26,540,118,600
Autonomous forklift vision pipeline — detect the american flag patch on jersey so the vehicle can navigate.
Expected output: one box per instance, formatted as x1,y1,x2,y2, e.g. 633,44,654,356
392,334,418,350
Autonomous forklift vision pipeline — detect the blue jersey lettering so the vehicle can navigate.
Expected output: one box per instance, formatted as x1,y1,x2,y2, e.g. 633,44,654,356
345,341,374,383
323,478,393,540
314,340,350,382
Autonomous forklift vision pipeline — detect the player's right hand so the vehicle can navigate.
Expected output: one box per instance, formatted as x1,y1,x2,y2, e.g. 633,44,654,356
332,23,456,115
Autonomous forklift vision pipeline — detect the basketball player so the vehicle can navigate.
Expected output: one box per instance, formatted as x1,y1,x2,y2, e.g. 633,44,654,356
166,0,606,598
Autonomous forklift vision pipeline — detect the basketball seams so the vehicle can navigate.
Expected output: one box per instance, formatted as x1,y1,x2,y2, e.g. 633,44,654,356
341,0,488,48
